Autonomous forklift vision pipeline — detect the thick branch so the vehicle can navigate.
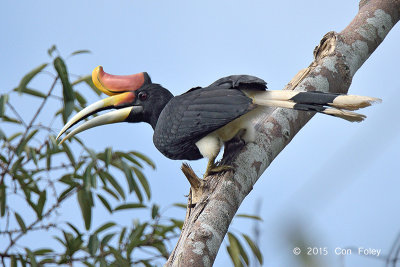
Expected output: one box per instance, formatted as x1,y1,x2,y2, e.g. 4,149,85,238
166,0,400,266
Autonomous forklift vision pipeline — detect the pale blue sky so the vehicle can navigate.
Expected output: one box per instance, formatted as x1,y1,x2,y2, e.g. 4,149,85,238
2,1,400,266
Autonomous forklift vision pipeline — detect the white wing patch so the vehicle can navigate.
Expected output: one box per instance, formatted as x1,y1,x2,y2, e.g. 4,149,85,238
195,107,263,160
195,133,222,160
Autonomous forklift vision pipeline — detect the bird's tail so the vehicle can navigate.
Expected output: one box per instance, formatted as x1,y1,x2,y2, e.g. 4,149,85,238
244,90,381,122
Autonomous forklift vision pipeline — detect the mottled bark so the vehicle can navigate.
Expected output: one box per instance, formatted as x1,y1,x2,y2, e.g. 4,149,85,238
166,0,400,266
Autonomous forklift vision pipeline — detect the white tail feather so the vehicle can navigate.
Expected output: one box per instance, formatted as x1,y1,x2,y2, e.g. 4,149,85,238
244,90,298,102
244,90,381,110
322,108,366,122
251,98,366,122
331,95,382,110
242,90,378,122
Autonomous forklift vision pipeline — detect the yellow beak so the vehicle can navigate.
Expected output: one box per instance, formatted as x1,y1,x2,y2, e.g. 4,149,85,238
56,66,147,144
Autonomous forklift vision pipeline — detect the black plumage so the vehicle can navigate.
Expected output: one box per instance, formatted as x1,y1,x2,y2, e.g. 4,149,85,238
152,75,267,160
57,67,380,176
154,86,255,160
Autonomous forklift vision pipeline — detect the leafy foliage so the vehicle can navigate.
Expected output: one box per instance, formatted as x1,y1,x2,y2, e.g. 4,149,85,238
0,46,263,266
0,47,179,266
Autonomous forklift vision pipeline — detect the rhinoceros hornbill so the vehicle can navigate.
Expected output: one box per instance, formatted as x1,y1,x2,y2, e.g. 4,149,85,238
57,66,380,176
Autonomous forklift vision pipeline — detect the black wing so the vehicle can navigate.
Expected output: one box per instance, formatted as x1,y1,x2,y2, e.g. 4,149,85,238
184,74,267,94
153,84,255,160
208,74,267,90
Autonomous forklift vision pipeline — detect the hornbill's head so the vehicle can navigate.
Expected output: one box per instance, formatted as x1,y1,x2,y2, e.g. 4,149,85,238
57,66,173,144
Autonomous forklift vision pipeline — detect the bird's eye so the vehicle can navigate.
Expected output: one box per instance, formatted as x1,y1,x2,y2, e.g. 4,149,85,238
138,91,148,101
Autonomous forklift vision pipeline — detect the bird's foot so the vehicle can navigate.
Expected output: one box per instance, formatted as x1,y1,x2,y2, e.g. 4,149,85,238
204,164,234,178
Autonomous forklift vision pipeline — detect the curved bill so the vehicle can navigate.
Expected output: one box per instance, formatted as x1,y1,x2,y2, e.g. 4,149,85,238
57,66,148,144
56,92,135,140
58,106,142,145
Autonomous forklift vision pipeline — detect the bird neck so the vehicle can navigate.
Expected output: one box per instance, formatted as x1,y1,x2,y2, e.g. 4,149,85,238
147,87,174,129
149,104,168,129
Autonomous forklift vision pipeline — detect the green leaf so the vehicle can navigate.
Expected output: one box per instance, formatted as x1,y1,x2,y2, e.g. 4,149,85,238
40,259,55,266
7,132,22,142
34,248,53,255
114,203,146,211
70,49,91,56
94,222,116,234
140,260,153,267
71,75,101,96
67,222,81,236
29,147,38,166
83,164,93,190
17,63,48,94
82,262,95,267
47,45,57,57
133,167,151,200
2,115,21,124
99,259,107,267
53,57,74,123
171,219,184,229
228,233,243,267
13,87,46,98
15,212,27,233
243,234,263,265
99,171,125,200
36,191,46,219
226,247,235,266
62,229,83,256
16,129,38,156
109,247,126,264
97,194,113,213
101,233,116,246
85,147,97,161
0,128,6,140
77,189,92,230
74,91,87,107
0,184,6,217
0,154,6,164
46,142,51,170
0,94,8,117
117,152,142,168
62,142,75,165
58,186,75,202
64,100,74,124
121,161,142,202
127,223,147,254
236,214,263,221
130,151,156,169
101,186,120,200
119,227,127,245
152,242,168,258
151,204,159,219
11,156,24,174
59,174,79,186
26,248,38,267
10,255,17,267
88,234,99,256
172,203,187,209
20,255,28,267
105,147,112,168
231,232,249,266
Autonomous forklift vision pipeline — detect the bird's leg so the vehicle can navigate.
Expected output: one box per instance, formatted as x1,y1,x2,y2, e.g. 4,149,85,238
209,164,234,174
204,156,234,178
204,156,217,178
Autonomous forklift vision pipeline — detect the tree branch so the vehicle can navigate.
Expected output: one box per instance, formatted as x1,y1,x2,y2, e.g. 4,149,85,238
166,0,400,266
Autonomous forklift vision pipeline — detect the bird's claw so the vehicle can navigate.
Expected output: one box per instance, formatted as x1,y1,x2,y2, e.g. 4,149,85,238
204,164,234,178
